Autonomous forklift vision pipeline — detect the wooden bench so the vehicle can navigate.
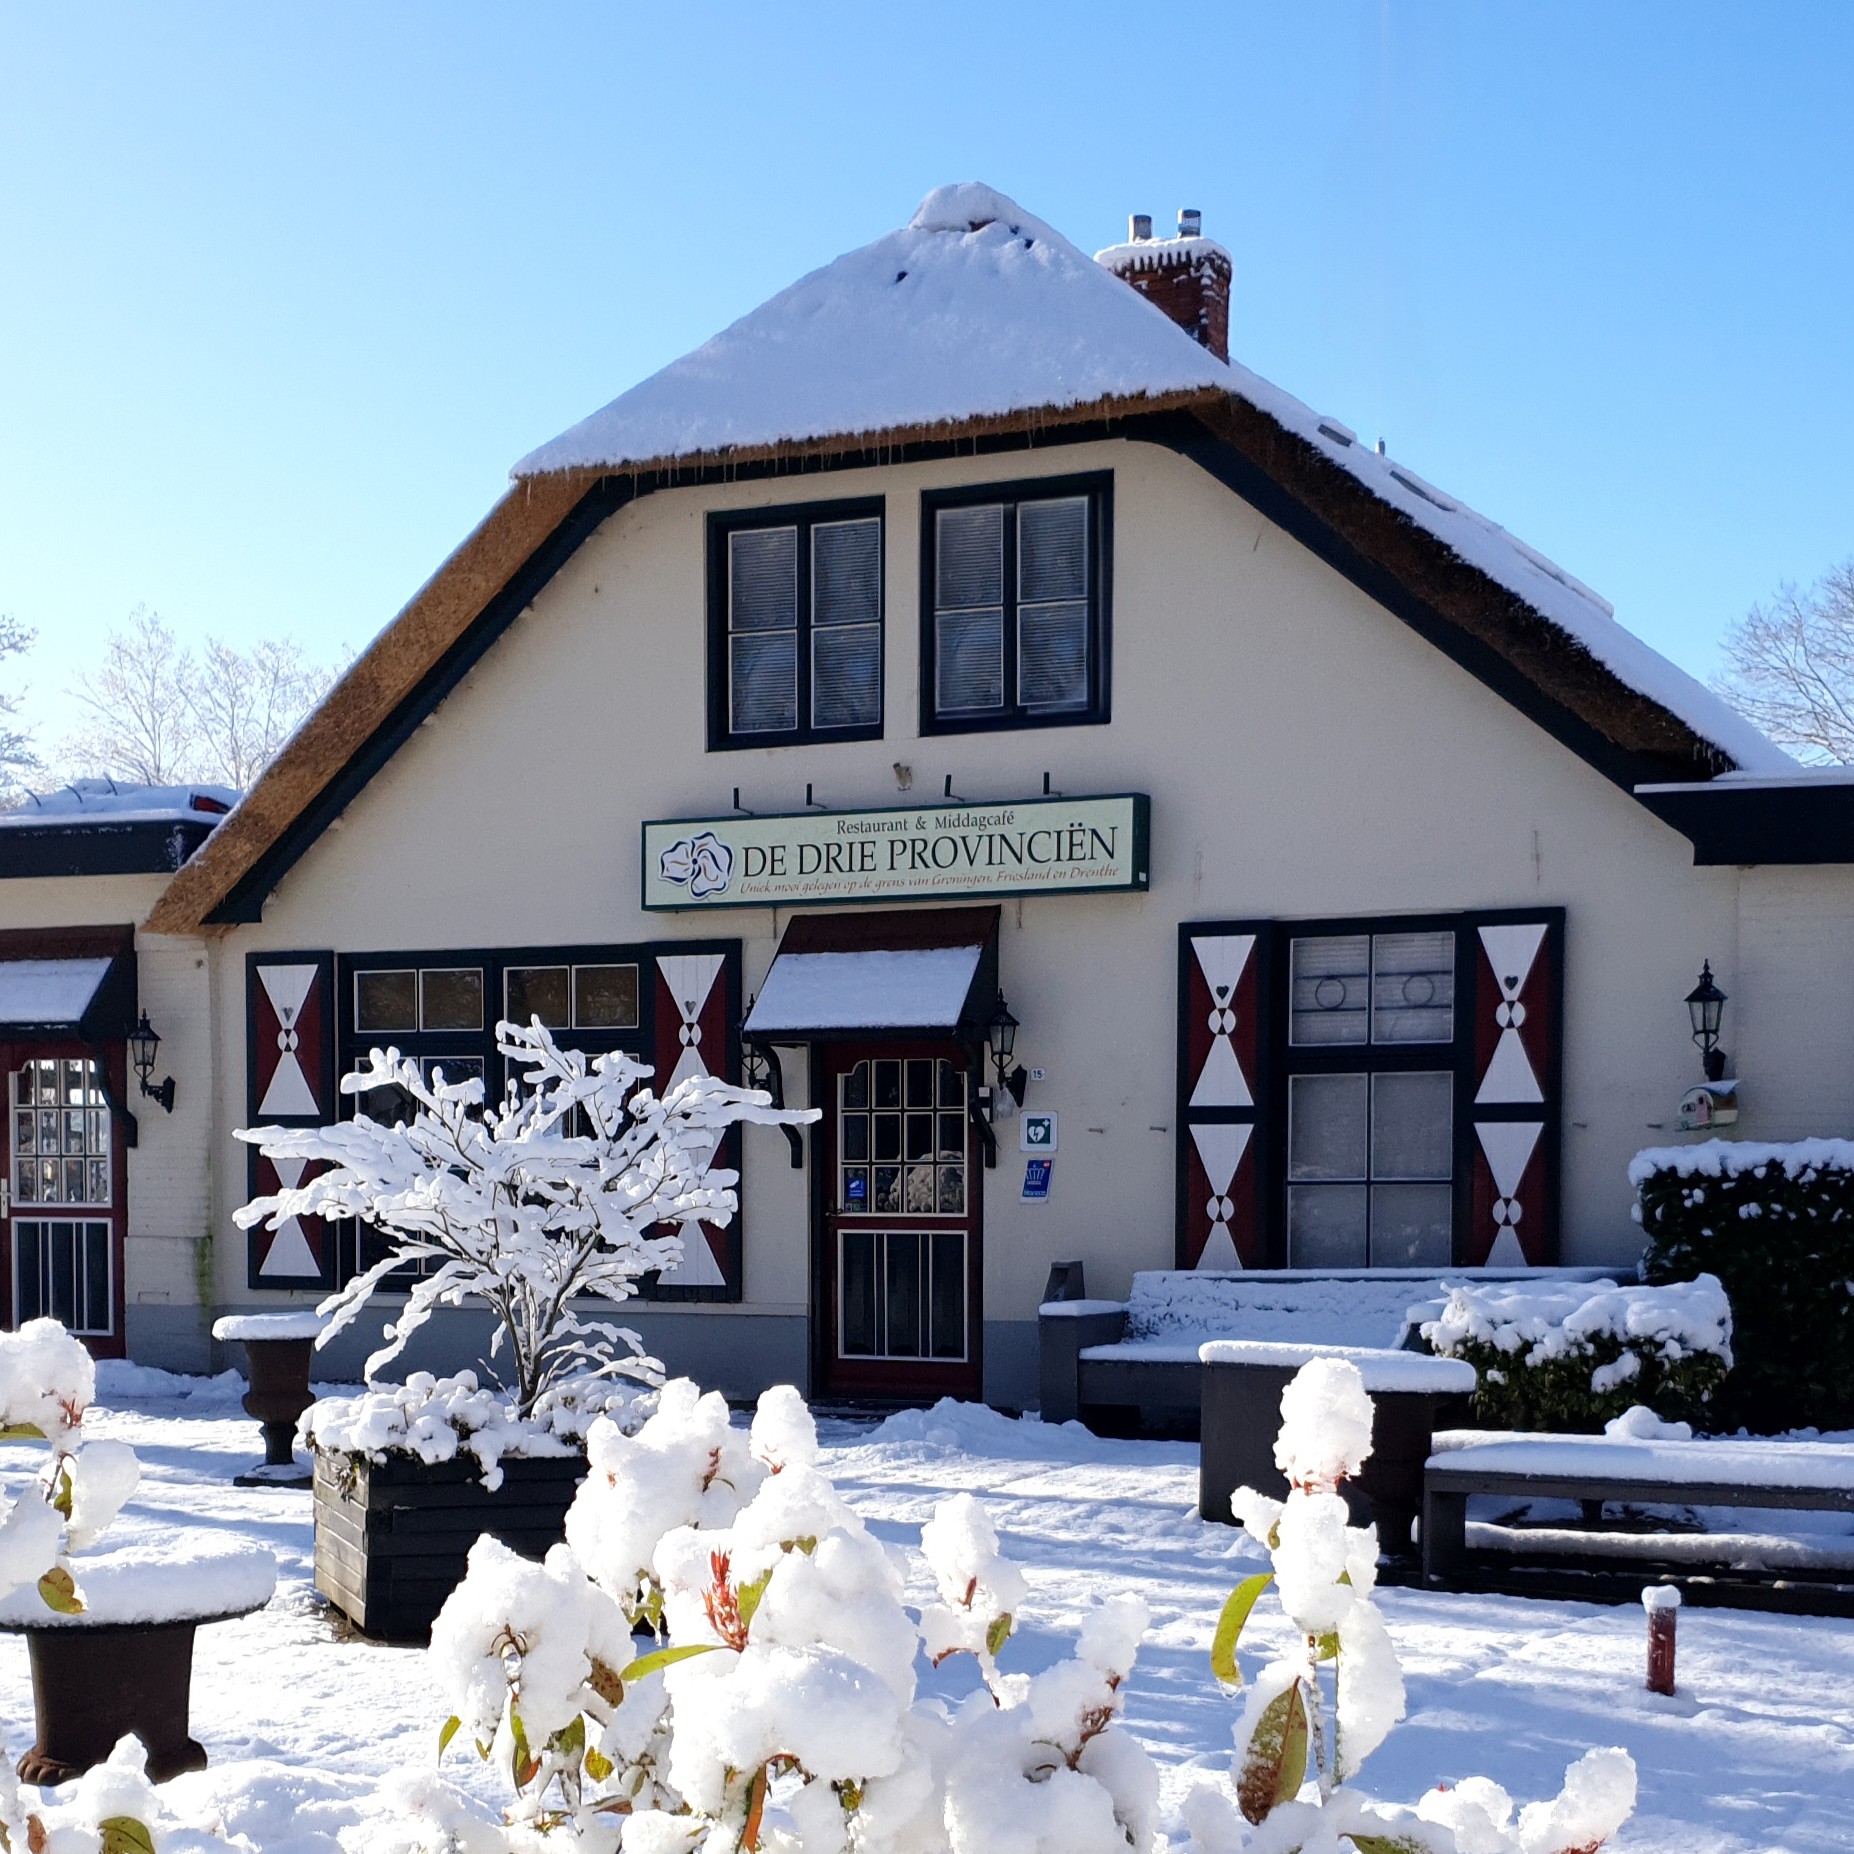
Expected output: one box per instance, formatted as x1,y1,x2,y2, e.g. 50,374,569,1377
1423,1432,1854,1614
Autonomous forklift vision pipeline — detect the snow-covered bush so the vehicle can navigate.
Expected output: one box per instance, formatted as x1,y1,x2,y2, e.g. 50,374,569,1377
0,1319,139,1620
237,1018,813,1424
300,1369,655,1491
1184,1356,1638,1853
386,1377,1157,1851
1633,1138,1854,1431
1419,1275,1731,1433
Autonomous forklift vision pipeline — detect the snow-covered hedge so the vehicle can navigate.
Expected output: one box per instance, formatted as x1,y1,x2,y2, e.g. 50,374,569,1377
300,1370,655,1491
1633,1138,1854,1433
1419,1275,1732,1432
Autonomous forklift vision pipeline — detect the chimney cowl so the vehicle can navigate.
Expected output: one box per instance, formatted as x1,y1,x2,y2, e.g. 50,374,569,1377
1129,212,1152,242
1178,207,1202,238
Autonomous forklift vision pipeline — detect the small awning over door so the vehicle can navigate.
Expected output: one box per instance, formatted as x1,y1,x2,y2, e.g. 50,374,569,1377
745,907,1000,1041
0,955,136,1040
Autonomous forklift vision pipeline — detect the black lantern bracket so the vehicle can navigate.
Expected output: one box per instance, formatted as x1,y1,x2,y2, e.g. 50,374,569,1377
739,1004,803,1168
129,1010,176,1114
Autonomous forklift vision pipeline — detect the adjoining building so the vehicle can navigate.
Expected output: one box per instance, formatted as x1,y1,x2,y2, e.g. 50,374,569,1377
14,187,1854,1400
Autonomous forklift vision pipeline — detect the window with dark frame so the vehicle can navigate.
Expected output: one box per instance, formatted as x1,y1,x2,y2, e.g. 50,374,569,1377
707,500,884,749
921,474,1111,733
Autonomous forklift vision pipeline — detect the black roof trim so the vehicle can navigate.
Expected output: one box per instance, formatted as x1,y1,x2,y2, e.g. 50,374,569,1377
1634,781,1854,865
0,819,221,881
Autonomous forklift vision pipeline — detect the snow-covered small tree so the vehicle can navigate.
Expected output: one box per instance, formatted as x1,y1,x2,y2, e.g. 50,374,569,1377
1184,1357,1639,1854
236,1020,814,1419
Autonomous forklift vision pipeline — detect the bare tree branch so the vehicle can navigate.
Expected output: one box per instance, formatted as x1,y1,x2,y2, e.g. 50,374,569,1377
1712,560,1854,763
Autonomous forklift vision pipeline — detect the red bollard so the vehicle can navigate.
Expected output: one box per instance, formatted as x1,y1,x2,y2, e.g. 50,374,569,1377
1643,1584,1680,1695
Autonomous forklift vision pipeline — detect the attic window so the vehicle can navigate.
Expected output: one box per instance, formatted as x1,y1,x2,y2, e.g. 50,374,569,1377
706,499,886,751
920,474,1112,736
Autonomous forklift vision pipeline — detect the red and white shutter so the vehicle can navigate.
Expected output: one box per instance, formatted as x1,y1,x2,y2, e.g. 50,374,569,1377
244,953,337,1288
1177,923,1271,1270
646,945,742,1298
1464,914,1562,1266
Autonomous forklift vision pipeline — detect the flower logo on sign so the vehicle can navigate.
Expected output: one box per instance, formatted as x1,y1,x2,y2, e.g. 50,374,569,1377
659,830,735,899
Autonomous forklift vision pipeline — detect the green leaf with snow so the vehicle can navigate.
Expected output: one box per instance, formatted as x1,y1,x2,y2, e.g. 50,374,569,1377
985,1612,1013,1657
1210,1573,1271,1685
621,1642,723,1683
1236,1676,1308,1825
738,1565,775,1632
36,1566,82,1615
438,1713,462,1758
97,1821,156,1854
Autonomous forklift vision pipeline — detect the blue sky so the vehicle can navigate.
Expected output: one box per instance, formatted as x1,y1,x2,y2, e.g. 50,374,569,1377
4,3,1852,756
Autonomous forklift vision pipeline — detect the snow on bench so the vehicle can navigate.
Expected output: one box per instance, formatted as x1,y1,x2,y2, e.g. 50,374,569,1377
1039,1265,1608,1424
1200,1339,1476,1395
1423,1429,1854,1597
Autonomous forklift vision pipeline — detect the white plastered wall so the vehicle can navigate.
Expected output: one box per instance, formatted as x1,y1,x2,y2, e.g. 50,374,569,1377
206,435,1854,1391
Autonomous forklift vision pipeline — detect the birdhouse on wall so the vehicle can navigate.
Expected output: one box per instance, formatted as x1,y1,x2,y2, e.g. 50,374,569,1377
1676,1079,1739,1133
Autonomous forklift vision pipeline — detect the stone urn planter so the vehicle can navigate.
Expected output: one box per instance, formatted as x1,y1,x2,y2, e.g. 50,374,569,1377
1197,1340,1476,1561
313,1447,586,1644
213,1311,325,1487
0,1535,276,1784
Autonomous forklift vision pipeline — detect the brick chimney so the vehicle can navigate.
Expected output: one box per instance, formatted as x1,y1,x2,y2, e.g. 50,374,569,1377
1097,208,1231,362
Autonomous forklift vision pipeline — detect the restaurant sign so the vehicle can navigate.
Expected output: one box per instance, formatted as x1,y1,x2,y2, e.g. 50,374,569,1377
642,793,1150,911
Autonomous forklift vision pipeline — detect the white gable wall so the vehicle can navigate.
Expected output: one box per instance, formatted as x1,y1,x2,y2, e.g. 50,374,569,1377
206,435,1833,1398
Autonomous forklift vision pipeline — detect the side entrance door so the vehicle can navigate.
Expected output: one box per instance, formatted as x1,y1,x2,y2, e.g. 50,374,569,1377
0,1046,128,1355
819,1041,981,1400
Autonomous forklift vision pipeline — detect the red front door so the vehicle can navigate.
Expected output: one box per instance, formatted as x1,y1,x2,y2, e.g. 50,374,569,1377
819,1041,982,1400
0,1045,129,1356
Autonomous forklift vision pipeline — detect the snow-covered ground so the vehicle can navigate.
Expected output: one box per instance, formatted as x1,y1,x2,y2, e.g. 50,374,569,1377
3,1368,1851,1851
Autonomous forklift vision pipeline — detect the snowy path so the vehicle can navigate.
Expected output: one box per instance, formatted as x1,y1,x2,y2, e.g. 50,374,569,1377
0,1375,1847,1850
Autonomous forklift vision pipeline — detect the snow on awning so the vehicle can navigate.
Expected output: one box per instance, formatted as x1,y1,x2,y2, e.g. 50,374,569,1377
0,956,136,1039
745,908,999,1040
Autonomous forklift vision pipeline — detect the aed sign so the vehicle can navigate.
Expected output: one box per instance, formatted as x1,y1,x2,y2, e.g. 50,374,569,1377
642,794,1149,911
1019,1112,1058,1154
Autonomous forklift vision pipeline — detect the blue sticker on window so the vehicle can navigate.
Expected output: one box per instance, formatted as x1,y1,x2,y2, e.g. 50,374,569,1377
846,1175,867,1202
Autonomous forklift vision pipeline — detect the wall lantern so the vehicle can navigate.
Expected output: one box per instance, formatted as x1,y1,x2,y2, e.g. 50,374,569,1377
986,995,1029,1110
739,997,771,1092
129,1010,176,1113
1685,962,1728,1083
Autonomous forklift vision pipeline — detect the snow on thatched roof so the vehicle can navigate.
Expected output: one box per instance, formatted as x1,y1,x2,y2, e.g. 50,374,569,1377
515,182,1785,775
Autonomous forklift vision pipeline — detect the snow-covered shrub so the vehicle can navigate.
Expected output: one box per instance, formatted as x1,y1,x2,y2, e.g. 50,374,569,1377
1633,1138,1854,1432
1185,1356,1638,1853
396,1377,1158,1851
238,1018,813,1423
300,1369,655,1491
1419,1274,1731,1432
0,1319,140,1618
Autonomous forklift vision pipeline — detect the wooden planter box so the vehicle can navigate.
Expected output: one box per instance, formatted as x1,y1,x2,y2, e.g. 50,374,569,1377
313,1448,586,1643
1197,1346,1475,1563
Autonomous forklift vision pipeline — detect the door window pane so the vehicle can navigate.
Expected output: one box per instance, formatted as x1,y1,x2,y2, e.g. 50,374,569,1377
1288,1073,1368,1180
11,1064,109,1206
885,1232,923,1357
930,1232,966,1359
1371,1072,1453,1179
1371,932,1455,1044
1290,936,1370,1046
15,1219,112,1334
840,1231,877,1356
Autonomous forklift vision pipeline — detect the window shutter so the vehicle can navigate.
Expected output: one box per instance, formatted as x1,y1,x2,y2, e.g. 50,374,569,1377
1461,912,1563,1265
1177,923,1273,1269
643,944,743,1301
245,953,337,1289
